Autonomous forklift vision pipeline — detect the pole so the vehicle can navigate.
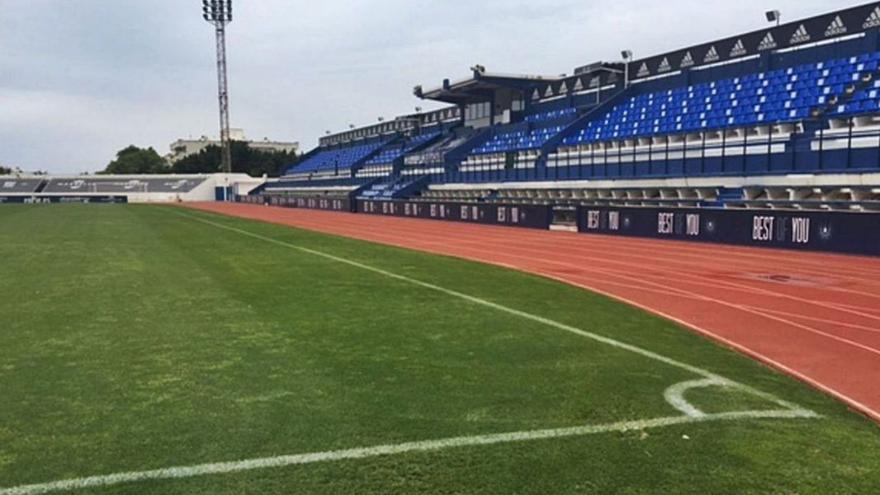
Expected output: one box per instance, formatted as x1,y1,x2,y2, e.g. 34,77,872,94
203,1,234,186
215,23,232,176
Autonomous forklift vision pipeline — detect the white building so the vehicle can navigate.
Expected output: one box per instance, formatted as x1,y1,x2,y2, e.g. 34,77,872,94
166,128,299,163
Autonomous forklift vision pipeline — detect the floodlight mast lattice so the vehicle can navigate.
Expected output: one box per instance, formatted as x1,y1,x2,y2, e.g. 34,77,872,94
202,0,233,178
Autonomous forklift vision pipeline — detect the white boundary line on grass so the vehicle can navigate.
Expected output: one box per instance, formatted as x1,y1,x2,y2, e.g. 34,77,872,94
0,407,815,495
0,211,819,495
171,213,758,387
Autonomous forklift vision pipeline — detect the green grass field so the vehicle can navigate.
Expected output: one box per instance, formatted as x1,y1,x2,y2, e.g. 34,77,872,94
1,204,879,494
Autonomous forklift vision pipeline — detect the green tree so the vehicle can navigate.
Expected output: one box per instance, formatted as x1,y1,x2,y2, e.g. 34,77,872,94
171,142,298,177
101,146,169,175
0,165,13,175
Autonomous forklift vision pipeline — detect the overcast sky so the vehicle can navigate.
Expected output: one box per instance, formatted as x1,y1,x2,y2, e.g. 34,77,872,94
0,0,868,173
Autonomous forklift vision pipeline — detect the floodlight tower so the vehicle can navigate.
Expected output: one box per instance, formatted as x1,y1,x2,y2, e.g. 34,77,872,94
202,0,233,176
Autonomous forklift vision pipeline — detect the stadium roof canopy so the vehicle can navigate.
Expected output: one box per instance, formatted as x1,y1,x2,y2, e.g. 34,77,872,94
416,65,623,105
416,70,564,104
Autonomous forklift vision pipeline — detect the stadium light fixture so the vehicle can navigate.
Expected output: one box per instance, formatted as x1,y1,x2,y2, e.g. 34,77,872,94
621,50,634,88
349,124,356,130
378,117,385,122
201,0,234,183
415,106,422,113
766,10,781,26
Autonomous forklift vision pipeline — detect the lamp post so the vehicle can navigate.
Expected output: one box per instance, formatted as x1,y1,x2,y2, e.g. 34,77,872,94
202,0,234,179
621,50,633,89
766,10,781,27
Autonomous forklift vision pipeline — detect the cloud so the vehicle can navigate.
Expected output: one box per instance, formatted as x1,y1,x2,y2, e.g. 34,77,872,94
0,0,867,173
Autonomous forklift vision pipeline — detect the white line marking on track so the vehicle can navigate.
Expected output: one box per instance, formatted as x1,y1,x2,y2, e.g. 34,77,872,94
0,210,819,495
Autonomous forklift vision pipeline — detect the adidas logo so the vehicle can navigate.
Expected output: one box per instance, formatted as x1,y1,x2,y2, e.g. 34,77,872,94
572,78,584,91
864,7,880,29
704,46,720,63
558,81,568,94
758,32,777,51
531,89,540,100
825,15,847,37
636,62,650,78
730,39,747,57
790,24,811,44
590,76,601,87
680,51,695,68
657,57,672,73
544,85,554,97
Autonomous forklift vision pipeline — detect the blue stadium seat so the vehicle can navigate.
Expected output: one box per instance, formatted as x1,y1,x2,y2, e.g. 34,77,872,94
472,124,568,155
562,53,877,147
286,141,387,175
363,132,441,166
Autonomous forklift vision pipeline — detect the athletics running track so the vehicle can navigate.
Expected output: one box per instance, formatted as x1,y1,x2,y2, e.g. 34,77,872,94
183,202,880,422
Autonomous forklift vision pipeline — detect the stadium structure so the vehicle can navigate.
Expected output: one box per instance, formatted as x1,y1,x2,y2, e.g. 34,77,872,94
4,4,880,494
0,174,264,203
245,3,880,255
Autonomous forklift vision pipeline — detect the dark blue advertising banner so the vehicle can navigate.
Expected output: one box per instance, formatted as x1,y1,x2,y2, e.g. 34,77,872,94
247,195,353,212
0,195,128,204
236,195,266,205
577,206,880,256
357,200,553,230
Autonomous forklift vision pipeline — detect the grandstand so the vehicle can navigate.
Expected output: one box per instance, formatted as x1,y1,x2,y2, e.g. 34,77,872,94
1,178,44,194
0,174,263,203
255,3,880,218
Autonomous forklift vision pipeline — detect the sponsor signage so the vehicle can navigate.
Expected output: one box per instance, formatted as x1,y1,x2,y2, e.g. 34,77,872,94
249,195,352,212
578,206,880,256
627,3,880,80
357,200,552,230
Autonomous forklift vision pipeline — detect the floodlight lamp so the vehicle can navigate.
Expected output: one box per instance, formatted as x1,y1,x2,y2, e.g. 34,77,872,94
766,10,781,25
621,50,633,60
202,0,233,23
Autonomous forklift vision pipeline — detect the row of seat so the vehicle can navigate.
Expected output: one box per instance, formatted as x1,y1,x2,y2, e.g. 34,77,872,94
563,53,880,145
524,107,577,123
363,132,440,166
0,179,44,193
836,79,880,115
473,125,566,155
289,142,386,174
41,179,204,193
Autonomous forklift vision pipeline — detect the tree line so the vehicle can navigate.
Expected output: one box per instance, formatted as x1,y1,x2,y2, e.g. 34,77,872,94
101,142,299,177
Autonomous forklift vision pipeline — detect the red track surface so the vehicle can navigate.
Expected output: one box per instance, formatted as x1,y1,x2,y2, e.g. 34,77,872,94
183,202,880,422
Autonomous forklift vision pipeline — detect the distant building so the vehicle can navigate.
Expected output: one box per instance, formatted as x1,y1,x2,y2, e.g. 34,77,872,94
166,128,299,163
